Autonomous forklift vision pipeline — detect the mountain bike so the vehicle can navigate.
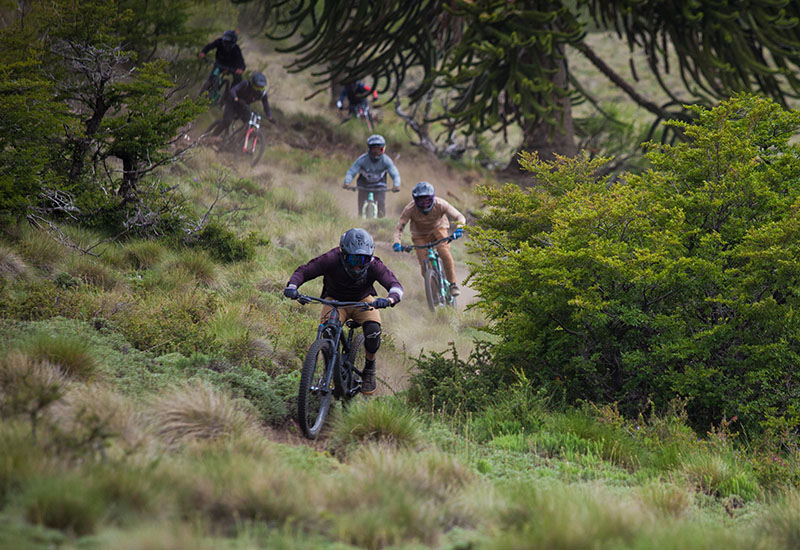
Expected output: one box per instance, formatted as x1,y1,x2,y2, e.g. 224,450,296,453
222,111,266,167
200,63,234,107
295,295,368,439
399,235,457,312
340,100,374,131
361,191,378,219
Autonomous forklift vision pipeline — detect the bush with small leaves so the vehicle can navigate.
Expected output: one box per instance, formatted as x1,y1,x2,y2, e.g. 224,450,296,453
469,95,800,434
187,221,260,263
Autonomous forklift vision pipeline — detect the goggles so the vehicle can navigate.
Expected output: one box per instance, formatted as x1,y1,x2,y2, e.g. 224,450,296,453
414,196,434,209
344,254,371,268
369,145,385,155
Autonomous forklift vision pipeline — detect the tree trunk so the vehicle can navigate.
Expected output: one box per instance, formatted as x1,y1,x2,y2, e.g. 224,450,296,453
116,154,138,203
504,48,577,177
68,97,108,185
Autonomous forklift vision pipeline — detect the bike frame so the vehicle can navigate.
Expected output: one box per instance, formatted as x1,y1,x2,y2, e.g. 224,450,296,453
243,112,261,153
400,235,457,309
303,296,367,397
361,191,378,219
424,247,450,305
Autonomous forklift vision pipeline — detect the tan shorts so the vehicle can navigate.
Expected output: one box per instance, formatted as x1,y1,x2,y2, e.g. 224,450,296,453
319,295,381,325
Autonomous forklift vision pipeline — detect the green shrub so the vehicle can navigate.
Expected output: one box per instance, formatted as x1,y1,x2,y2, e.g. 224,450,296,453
407,340,505,415
199,364,295,426
114,290,218,354
188,221,260,263
469,95,800,433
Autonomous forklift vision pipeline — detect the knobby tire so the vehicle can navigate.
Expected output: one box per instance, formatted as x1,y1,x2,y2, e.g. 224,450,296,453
248,130,265,166
215,79,230,107
424,268,442,312
298,338,334,439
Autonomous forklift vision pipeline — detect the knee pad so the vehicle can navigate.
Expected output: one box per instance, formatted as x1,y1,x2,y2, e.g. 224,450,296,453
362,321,382,354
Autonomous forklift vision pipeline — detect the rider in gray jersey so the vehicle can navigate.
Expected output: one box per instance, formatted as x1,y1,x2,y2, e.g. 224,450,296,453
343,134,401,218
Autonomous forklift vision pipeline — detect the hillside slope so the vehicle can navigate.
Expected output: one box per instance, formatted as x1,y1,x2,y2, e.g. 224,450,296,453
2,18,799,550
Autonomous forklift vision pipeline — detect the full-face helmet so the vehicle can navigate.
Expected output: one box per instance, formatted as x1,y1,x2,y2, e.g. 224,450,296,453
221,30,237,52
367,134,386,159
411,181,435,214
251,71,267,91
339,228,374,280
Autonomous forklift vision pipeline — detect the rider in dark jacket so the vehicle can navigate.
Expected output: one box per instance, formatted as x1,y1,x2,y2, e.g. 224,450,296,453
336,80,377,112
283,228,402,394
199,30,246,90
210,71,274,137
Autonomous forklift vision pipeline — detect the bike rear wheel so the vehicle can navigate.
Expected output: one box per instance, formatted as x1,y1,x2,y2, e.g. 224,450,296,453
298,339,334,439
424,268,443,312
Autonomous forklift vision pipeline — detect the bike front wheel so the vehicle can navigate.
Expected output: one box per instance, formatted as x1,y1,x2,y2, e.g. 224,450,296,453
338,333,365,398
215,79,230,107
424,268,443,312
298,338,334,439
243,129,265,167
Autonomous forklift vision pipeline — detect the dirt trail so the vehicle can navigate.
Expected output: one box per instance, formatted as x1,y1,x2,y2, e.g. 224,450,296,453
221,33,490,398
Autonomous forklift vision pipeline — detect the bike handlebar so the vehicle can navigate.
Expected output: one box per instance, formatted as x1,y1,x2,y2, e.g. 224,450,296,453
398,234,456,252
295,295,373,309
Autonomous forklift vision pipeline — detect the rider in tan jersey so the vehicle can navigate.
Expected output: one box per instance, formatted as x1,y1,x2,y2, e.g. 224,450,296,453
393,182,466,296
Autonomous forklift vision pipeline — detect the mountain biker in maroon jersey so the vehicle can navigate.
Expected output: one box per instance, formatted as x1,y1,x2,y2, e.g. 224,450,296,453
283,228,402,395
343,134,401,218
336,80,378,113
393,181,466,297
198,30,246,92
208,71,274,137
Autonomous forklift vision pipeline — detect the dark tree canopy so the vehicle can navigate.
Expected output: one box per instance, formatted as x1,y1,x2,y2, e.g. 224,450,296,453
241,0,800,161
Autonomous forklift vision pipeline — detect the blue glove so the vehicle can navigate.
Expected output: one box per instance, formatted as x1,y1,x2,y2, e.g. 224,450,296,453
283,287,299,300
453,227,464,239
393,242,402,252
372,297,392,309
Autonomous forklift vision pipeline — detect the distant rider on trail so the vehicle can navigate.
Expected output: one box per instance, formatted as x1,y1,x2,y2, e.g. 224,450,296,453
336,80,377,114
198,30,246,92
393,181,466,297
283,228,403,394
343,134,400,218
208,71,274,137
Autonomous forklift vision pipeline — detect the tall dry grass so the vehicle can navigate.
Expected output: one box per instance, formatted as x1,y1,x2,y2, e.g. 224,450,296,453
148,380,256,447
0,245,27,280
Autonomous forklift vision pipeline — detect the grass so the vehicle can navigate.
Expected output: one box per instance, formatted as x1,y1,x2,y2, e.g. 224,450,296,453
0,245,27,280
148,380,255,446
17,331,98,379
120,240,167,270
329,396,424,455
20,474,106,536
1,19,799,550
